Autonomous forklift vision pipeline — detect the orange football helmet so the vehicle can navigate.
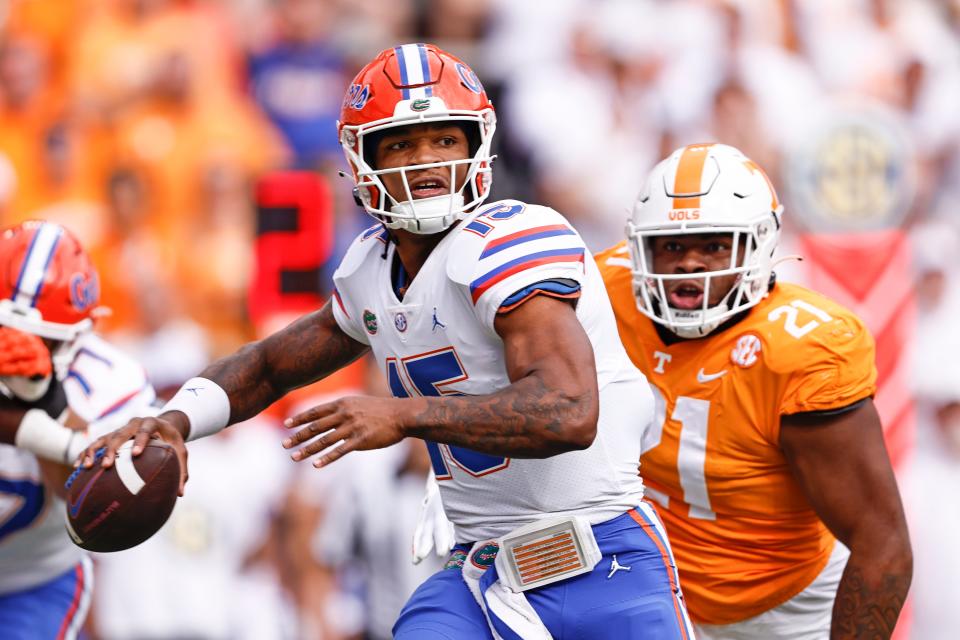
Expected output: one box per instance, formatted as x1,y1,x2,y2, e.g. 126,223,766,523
339,43,496,234
0,220,100,343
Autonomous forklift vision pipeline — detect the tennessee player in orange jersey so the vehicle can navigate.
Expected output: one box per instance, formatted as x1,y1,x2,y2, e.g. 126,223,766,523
596,143,912,639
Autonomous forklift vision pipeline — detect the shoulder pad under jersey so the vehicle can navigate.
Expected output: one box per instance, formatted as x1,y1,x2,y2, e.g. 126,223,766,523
333,224,391,281
446,200,578,285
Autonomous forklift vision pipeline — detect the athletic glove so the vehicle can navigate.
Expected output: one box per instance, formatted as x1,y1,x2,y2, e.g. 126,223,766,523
0,326,52,378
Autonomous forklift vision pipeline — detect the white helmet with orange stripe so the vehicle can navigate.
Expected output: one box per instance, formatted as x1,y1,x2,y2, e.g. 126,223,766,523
626,143,783,338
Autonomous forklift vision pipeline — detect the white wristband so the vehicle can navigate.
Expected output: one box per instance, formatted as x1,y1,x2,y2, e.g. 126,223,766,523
162,377,231,441
14,408,90,464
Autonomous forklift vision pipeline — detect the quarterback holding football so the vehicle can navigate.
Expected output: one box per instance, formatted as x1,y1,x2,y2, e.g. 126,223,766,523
83,44,696,639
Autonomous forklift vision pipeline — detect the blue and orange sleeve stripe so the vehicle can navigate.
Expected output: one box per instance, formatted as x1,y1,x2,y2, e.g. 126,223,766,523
470,248,585,304
498,279,581,314
479,224,575,259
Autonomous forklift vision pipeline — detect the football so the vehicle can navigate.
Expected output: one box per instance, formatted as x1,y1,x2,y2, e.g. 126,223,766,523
64,440,180,552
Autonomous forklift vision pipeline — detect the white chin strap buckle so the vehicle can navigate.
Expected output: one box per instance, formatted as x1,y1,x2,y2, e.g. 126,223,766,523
668,304,729,338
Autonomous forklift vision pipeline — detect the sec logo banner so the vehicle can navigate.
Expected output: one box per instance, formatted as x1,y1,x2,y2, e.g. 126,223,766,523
784,100,916,233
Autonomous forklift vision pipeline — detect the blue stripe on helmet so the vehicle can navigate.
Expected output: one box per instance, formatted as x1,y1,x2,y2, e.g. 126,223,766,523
417,43,433,97
394,46,410,99
30,227,62,308
11,226,43,301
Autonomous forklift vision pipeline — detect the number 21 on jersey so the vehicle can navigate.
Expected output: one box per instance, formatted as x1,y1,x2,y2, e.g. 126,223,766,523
643,299,835,520
643,387,716,520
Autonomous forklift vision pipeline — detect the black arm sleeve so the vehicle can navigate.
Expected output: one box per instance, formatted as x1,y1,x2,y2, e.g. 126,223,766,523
7,377,69,419
784,396,870,421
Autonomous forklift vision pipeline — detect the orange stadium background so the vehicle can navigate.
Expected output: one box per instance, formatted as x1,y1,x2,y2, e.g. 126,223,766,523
1,0,959,638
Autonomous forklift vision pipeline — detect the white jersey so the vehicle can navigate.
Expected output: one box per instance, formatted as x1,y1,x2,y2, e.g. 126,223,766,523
0,332,156,594
332,200,650,541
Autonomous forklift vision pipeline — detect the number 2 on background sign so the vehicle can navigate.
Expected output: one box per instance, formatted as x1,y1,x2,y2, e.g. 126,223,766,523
644,387,716,520
386,348,509,479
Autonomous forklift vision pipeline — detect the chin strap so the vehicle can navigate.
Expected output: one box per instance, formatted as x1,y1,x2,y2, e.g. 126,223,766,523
388,193,465,234
669,304,730,339
380,223,392,260
772,254,803,268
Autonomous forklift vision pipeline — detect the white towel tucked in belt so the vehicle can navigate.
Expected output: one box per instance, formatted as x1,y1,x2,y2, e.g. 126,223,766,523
461,541,553,640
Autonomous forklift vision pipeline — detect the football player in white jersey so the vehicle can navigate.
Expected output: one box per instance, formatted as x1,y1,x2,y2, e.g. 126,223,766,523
82,44,694,639
0,221,156,639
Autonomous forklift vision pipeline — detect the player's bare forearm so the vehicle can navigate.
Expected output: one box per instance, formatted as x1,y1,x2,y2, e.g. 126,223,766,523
405,295,598,456
0,405,26,444
38,457,73,499
781,400,912,640
403,370,596,457
831,549,912,640
201,302,369,425
283,296,599,466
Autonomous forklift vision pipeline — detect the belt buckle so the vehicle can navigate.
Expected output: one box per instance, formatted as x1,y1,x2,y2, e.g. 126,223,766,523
494,516,602,593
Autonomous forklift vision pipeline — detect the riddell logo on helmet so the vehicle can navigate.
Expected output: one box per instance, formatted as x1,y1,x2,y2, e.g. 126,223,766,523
668,210,700,221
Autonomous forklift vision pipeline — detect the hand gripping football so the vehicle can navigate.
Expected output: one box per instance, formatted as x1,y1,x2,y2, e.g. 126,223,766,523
65,440,179,552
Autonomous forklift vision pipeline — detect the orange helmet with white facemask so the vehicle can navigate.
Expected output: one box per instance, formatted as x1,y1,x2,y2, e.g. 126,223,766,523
0,221,100,399
338,43,496,234
0,221,100,392
626,143,783,338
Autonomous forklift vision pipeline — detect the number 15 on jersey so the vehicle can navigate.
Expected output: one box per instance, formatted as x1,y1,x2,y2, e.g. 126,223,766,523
386,347,511,479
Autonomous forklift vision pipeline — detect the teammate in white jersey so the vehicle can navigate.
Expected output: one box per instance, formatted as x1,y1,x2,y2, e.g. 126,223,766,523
82,44,694,639
0,221,156,639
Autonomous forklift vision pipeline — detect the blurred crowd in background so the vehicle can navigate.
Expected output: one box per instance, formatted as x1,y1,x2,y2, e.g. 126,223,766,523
2,0,960,638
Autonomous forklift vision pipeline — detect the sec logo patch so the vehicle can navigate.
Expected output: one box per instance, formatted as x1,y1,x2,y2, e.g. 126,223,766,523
731,334,761,368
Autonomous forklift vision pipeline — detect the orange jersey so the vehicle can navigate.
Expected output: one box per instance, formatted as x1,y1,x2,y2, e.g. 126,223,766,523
596,242,877,625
